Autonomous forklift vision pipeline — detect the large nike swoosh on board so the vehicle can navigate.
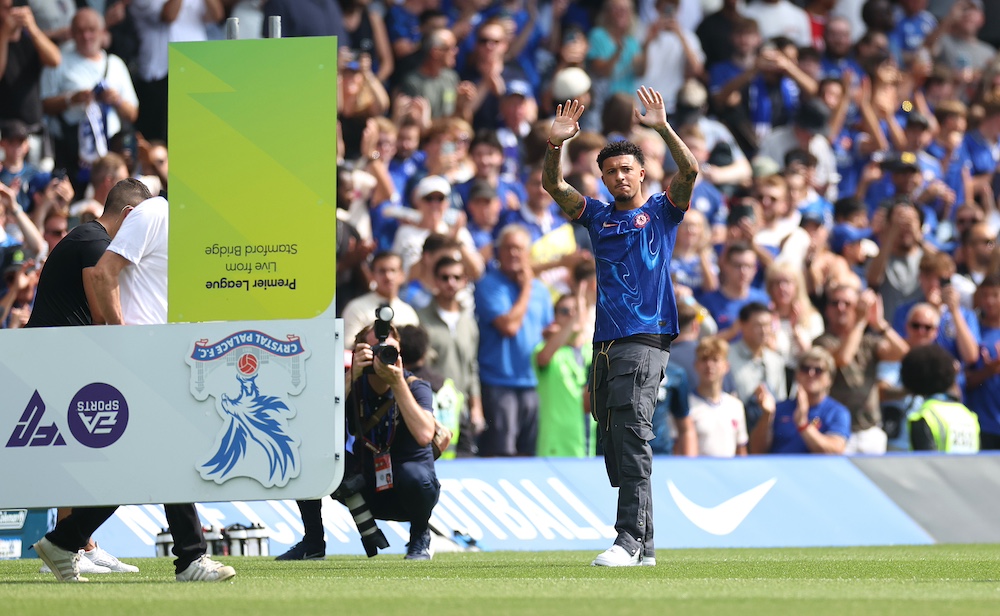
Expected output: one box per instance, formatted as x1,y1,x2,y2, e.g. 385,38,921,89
667,478,777,536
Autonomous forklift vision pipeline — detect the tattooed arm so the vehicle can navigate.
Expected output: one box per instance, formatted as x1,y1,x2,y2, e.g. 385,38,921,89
542,99,587,219
635,86,698,211
657,123,698,211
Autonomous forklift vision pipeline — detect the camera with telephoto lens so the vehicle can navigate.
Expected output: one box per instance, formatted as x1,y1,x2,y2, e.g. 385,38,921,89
366,305,397,373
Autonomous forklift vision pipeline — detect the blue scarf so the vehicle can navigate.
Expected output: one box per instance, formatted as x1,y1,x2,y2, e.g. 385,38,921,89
748,76,799,140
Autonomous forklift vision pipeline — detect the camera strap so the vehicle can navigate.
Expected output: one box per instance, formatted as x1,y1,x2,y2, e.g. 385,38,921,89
354,376,419,453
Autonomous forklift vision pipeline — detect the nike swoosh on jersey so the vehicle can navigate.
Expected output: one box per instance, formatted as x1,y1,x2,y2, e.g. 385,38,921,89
667,478,777,536
602,222,617,228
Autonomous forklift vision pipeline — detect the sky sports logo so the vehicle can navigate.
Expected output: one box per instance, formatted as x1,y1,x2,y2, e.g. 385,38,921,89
5,384,129,449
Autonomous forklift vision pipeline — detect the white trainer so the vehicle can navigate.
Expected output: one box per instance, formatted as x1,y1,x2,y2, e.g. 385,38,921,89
175,554,236,582
40,552,112,575
591,544,641,567
84,542,139,573
34,538,92,582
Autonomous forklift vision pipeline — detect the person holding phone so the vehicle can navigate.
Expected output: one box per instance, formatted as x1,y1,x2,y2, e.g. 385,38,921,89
890,251,980,370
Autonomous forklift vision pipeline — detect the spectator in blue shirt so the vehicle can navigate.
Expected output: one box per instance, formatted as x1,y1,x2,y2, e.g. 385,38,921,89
473,224,554,456
698,242,770,340
961,99,1000,208
749,346,851,454
889,0,936,66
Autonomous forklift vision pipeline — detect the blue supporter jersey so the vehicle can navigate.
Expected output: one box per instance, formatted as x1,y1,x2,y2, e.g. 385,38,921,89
890,10,936,59
689,181,727,228
962,130,999,178
498,204,567,244
769,396,851,454
708,60,743,95
925,141,970,210
966,326,1000,436
697,287,771,334
574,193,684,342
892,300,979,392
474,271,553,388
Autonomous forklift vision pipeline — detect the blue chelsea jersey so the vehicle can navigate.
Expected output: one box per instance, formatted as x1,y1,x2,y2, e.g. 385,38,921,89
574,192,685,343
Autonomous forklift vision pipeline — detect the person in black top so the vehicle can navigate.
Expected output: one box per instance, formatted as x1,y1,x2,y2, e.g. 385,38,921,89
0,1,61,131
27,178,149,328
25,177,151,576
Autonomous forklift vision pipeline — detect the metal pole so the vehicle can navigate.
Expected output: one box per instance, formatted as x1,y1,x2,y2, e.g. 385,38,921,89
267,16,281,39
225,17,239,40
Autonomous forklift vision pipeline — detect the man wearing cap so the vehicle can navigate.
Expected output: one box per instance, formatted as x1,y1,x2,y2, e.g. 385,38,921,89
830,223,875,284
758,98,839,200
398,27,460,120
393,174,483,279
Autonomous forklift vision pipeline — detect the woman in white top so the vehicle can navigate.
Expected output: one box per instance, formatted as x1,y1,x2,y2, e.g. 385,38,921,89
765,261,824,373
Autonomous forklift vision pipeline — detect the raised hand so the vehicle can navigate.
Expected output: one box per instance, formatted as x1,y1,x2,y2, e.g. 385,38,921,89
634,86,668,129
549,99,584,146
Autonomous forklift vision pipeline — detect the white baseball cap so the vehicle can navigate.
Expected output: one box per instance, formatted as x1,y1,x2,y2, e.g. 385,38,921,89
414,175,452,200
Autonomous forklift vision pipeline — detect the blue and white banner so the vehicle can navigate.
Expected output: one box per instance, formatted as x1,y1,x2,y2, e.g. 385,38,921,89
87,456,932,558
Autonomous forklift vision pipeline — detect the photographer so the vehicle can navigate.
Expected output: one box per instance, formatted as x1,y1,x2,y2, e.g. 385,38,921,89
278,315,441,561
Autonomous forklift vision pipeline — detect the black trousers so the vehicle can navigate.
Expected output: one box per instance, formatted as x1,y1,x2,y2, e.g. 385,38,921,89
298,456,440,545
46,503,206,573
591,339,668,558
134,76,168,143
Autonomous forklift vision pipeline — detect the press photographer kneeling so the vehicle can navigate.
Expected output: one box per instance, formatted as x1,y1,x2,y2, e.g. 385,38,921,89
277,307,444,561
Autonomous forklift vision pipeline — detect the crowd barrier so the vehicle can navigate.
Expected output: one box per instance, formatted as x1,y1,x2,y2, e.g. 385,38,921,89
10,453,995,559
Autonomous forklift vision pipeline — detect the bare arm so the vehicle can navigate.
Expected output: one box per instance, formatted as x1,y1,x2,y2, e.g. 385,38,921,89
369,12,395,83
542,100,587,218
492,277,534,338
748,385,775,454
160,0,184,24
18,8,60,68
82,267,106,324
202,0,225,24
91,251,130,325
636,86,698,210
673,416,698,457
799,422,847,454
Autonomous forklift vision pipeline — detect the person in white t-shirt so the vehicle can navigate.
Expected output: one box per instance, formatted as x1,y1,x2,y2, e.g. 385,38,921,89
638,0,705,115
130,0,224,142
742,0,812,48
92,192,167,324
37,185,237,584
686,336,748,457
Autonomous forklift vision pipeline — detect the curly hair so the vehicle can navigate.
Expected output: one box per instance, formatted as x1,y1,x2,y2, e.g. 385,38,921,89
596,139,646,172
900,344,957,397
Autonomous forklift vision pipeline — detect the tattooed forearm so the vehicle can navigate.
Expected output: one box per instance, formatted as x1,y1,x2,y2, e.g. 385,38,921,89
655,124,699,211
542,145,585,218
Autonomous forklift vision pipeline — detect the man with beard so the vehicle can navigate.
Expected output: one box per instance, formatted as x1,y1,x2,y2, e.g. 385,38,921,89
541,86,698,567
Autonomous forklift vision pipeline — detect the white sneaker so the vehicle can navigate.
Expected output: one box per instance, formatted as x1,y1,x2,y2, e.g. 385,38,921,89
641,556,656,567
84,542,139,573
34,538,93,582
40,550,112,575
591,544,641,567
175,554,236,582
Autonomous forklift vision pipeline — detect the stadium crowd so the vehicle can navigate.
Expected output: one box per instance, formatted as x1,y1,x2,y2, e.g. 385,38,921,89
3,0,1000,457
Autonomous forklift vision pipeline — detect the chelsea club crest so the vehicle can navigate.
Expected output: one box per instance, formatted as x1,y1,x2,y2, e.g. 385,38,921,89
186,331,311,488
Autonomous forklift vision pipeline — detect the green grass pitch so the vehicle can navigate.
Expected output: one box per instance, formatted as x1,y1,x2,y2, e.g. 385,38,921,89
1,545,998,616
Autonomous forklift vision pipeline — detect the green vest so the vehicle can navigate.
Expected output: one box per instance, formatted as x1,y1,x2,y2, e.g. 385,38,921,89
909,398,980,453
431,378,464,460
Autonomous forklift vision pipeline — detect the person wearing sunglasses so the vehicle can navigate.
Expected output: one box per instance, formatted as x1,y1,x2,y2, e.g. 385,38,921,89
749,347,850,454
